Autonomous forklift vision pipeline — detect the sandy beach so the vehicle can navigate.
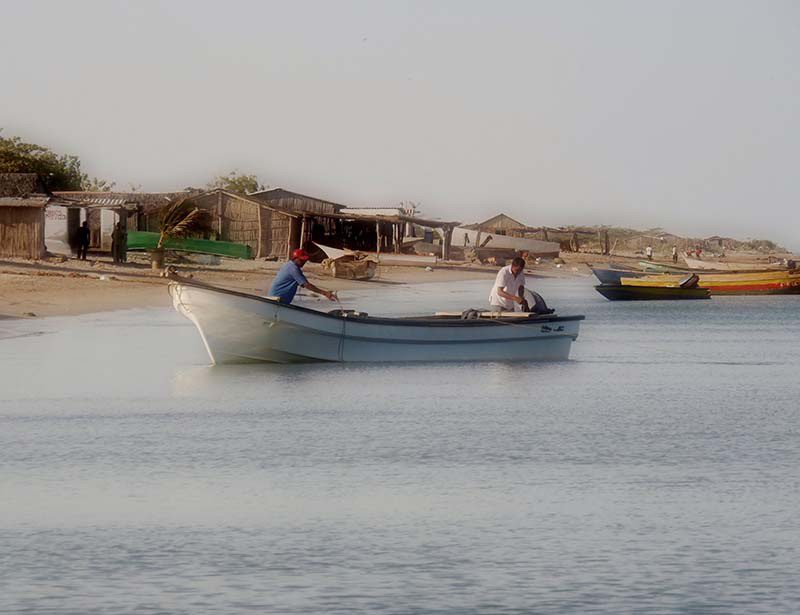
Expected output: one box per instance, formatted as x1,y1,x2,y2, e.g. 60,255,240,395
0,252,603,319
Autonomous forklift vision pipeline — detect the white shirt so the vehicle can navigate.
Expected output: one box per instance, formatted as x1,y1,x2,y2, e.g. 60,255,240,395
489,265,525,310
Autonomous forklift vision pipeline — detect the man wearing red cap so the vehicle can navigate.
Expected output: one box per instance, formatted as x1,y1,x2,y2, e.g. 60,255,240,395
268,248,337,304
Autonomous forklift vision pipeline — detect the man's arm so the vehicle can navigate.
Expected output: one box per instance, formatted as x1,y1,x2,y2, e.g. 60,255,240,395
496,287,524,304
301,281,337,301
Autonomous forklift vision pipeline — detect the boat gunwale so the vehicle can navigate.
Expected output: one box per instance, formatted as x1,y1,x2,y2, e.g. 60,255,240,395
168,277,586,327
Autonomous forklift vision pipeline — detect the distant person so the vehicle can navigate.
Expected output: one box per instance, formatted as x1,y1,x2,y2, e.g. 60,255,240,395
111,222,128,264
645,245,653,261
489,256,527,312
672,245,678,263
77,221,90,260
268,249,337,304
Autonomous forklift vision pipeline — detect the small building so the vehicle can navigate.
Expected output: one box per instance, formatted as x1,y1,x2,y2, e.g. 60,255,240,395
0,173,49,259
184,188,460,260
468,213,529,237
52,191,185,253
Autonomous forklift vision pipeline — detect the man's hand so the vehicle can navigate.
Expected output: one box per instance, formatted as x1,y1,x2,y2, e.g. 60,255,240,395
324,290,338,301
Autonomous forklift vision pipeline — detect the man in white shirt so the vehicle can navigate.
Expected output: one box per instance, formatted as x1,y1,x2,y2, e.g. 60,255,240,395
489,257,527,311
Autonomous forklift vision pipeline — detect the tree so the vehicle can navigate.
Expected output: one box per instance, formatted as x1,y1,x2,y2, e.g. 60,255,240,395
0,131,114,191
157,195,212,249
208,170,265,195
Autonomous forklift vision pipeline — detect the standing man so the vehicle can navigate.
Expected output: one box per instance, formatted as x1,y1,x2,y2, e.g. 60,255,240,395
489,256,527,312
110,221,128,264
76,220,90,260
672,245,678,264
645,245,653,261
111,222,122,263
268,248,337,304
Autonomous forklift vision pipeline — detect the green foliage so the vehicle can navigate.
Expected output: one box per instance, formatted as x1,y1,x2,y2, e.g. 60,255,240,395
208,170,265,195
0,131,115,191
157,195,213,249
0,132,84,190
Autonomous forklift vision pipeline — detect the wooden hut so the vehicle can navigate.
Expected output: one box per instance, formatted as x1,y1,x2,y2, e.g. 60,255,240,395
468,213,528,237
187,189,295,259
0,173,49,259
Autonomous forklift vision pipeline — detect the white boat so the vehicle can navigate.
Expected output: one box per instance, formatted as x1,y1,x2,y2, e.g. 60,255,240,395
168,278,584,364
451,227,560,256
315,242,437,267
683,256,785,271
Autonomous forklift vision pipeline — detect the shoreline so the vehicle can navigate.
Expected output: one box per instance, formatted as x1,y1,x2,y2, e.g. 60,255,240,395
0,258,495,319
0,254,595,320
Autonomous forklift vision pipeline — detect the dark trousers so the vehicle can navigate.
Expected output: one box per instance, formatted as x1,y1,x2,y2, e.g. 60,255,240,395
77,244,88,260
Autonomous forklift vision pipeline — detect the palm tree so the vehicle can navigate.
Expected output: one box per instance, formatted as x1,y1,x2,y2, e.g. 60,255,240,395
151,195,212,269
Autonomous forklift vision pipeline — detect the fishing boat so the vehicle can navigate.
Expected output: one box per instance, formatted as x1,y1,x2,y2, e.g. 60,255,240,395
620,269,800,295
591,267,648,285
168,276,585,364
638,260,691,274
682,256,787,271
595,284,710,301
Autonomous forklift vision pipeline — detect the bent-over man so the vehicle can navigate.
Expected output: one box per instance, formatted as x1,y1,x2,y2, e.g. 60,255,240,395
268,248,337,304
489,257,527,312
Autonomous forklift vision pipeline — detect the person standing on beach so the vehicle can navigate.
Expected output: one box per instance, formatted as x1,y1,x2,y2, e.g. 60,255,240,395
645,245,653,261
672,245,678,263
77,221,90,260
489,257,527,311
111,222,128,264
268,248,337,304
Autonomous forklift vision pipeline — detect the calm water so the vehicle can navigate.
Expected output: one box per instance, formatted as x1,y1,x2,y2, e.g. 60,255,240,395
1,277,799,614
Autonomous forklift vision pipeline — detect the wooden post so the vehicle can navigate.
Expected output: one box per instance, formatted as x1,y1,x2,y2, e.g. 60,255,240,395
441,226,452,261
216,190,223,240
300,216,307,250
603,229,610,255
375,221,382,260
256,205,263,258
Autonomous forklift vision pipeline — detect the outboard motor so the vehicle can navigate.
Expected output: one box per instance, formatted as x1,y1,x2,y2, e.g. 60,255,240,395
522,290,555,315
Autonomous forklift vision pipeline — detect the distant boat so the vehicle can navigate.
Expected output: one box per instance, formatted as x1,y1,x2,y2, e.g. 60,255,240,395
169,276,585,364
638,261,691,274
620,269,800,295
591,267,648,285
682,256,786,271
315,242,436,267
595,284,710,301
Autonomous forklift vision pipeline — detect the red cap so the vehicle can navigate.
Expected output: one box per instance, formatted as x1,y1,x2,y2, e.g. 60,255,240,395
291,248,310,262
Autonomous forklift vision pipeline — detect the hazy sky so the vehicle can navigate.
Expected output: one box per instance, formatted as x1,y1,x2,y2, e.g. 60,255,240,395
3,0,798,247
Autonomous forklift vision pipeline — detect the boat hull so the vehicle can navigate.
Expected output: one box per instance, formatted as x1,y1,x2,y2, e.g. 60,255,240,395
591,267,647,285
638,261,691,274
169,282,584,364
595,284,710,301
683,256,785,271
620,270,800,295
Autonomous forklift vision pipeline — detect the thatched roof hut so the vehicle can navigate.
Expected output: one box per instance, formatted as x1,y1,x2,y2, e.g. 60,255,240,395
0,173,50,259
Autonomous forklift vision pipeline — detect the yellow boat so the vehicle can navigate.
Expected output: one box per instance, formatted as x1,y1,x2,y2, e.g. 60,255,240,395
620,270,800,295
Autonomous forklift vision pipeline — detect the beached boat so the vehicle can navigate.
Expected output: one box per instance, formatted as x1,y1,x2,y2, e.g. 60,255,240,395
638,261,690,274
595,284,710,301
591,267,648,285
682,256,786,271
620,269,800,295
168,277,585,364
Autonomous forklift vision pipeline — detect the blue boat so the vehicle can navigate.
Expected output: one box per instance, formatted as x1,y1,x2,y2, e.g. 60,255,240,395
590,267,647,285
